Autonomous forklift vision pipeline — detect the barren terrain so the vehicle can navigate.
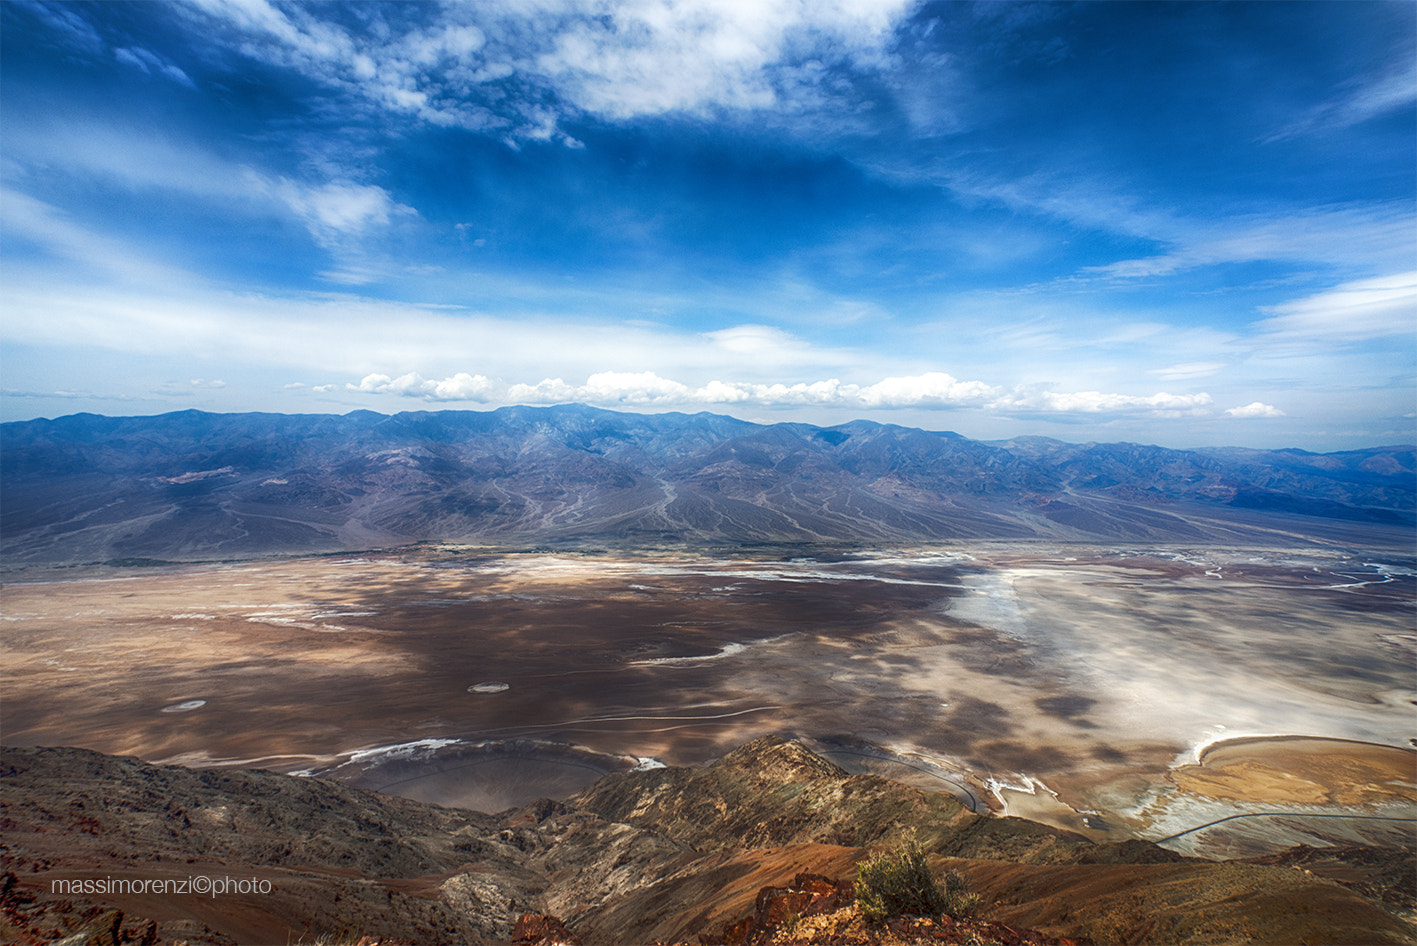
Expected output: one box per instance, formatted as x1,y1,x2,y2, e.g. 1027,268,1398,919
3,544,1412,852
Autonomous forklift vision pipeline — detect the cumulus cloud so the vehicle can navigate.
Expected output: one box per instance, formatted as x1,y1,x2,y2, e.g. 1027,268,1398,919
352,372,496,400
858,372,997,407
581,370,692,403
989,389,1213,415
1255,271,1417,342
1225,402,1286,419
346,367,1214,419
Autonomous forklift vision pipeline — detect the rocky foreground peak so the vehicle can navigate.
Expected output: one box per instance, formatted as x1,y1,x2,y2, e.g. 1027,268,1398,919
2,740,1414,945
718,735,852,784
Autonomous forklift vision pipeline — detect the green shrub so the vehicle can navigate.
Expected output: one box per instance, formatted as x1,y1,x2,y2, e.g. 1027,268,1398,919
854,841,980,923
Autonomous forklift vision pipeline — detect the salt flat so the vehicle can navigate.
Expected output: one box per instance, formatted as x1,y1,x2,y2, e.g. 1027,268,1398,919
2,545,1411,850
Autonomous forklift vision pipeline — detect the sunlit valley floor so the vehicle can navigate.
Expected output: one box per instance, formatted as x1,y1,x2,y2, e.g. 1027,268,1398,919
5,544,1413,862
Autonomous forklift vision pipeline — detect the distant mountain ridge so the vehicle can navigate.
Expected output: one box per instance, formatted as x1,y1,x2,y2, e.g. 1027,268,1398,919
2,405,1412,562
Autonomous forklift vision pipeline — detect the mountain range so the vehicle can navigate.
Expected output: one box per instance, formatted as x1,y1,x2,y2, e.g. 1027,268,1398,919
2,405,1413,563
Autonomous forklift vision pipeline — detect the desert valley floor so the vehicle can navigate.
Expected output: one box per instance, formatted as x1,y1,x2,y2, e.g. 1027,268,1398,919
3,544,1414,859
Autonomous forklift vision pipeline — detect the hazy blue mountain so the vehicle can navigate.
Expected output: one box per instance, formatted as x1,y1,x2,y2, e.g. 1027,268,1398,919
2,406,1412,563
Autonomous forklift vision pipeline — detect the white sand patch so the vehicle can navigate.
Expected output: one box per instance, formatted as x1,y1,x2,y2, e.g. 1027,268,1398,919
347,738,464,765
946,570,1030,639
632,633,793,666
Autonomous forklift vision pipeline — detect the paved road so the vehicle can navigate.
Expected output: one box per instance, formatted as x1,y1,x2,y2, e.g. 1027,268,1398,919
1154,811,1417,845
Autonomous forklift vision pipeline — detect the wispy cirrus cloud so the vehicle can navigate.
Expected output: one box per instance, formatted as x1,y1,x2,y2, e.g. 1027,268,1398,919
1265,52,1417,142
22,0,103,52
1149,362,1226,382
3,119,414,267
1,188,197,288
1083,203,1415,281
923,161,1413,287
1255,271,1417,343
114,45,196,88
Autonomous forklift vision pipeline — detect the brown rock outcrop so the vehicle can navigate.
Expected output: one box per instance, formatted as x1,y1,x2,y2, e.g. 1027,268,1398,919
700,872,854,945
512,913,583,945
696,872,1085,946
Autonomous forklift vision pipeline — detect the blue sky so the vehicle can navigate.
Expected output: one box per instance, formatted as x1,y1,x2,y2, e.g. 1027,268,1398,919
2,0,1413,449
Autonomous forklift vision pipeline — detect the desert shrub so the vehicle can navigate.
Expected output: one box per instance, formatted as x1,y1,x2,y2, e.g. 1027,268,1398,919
936,869,982,918
854,841,980,922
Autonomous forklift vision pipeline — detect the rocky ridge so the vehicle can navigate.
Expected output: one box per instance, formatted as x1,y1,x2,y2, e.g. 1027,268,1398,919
1,737,1413,945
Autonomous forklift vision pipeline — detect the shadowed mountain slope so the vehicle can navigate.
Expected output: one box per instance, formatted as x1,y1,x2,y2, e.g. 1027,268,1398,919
2,406,1413,562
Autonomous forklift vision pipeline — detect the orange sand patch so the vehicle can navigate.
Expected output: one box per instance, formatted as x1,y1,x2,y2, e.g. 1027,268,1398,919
1171,737,1417,806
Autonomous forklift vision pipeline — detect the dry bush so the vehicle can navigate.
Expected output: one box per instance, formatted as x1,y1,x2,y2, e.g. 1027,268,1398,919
855,841,980,923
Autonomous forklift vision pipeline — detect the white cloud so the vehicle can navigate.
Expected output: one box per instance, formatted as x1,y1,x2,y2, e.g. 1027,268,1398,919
5,120,415,252
114,46,197,88
1085,204,1416,280
1267,52,1417,141
254,177,416,248
989,389,1213,416
582,370,691,403
432,373,498,400
701,324,835,366
1226,402,1285,419
182,0,916,136
6,121,249,201
931,169,1413,285
0,188,197,289
506,378,581,403
533,0,910,119
858,372,997,407
729,379,856,405
351,372,496,400
284,181,408,232
1149,361,1225,382
1,260,1225,426
343,366,1214,420
28,1,105,52
1255,271,1417,342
